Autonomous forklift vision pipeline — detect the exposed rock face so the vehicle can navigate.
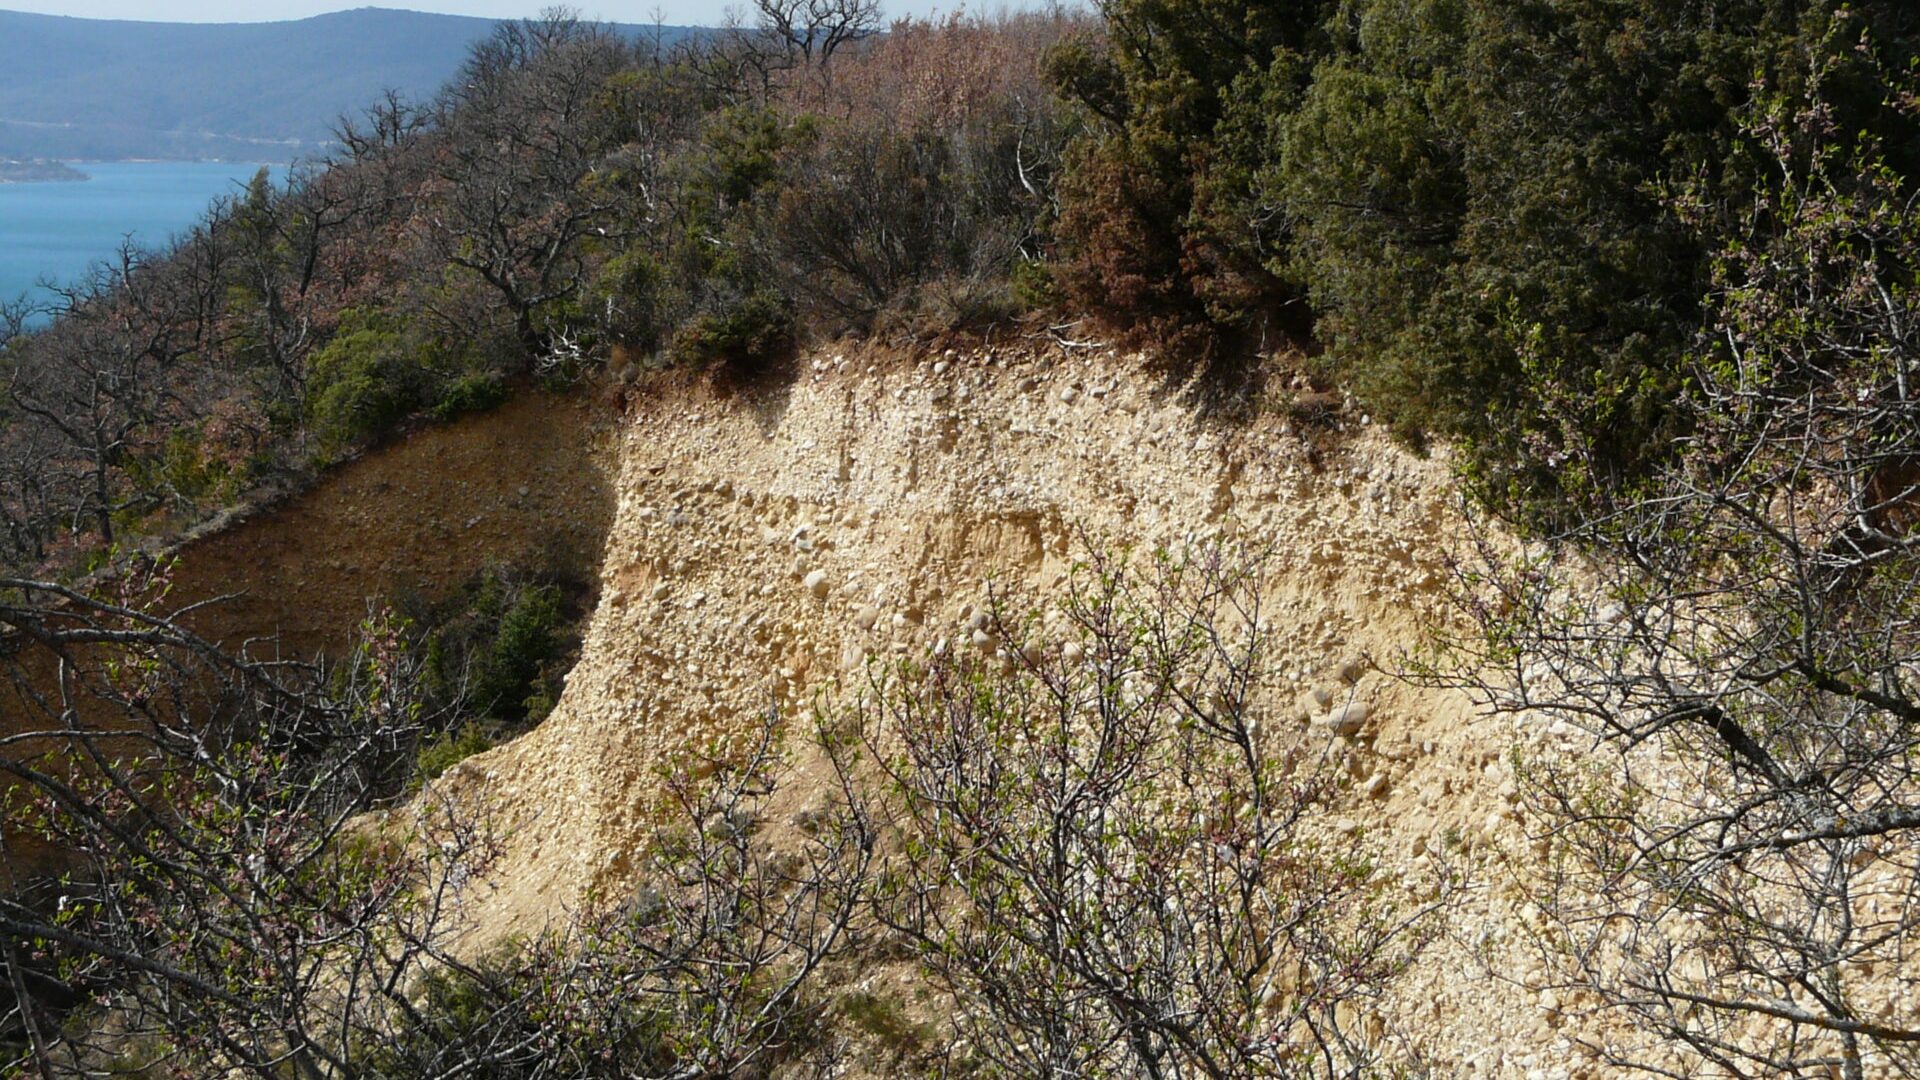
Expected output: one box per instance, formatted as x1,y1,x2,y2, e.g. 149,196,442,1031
42,341,1904,1076
426,345,1599,1076
1322,700,1372,736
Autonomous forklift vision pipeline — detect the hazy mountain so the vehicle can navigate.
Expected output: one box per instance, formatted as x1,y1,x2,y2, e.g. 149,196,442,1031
0,7,696,162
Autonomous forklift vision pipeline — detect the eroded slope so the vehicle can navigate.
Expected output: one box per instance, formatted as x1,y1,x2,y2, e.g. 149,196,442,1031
439,346,1606,1076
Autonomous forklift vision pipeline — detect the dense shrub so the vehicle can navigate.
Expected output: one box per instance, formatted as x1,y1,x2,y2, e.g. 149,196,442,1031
588,247,667,354
1275,0,1803,516
430,369,509,422
122,423,247,514
648,106,803,368
304,308,514,452
412,723,495,783
304,312,426,451
472,580,567,722
670,290,796,369
1045,0,1332,347
340,563,594,785
875,274,1024,339
1044,0,1920,519
771,122,961,324
1051,139,1207,349
1432,42,1920,1074
415,568,582,727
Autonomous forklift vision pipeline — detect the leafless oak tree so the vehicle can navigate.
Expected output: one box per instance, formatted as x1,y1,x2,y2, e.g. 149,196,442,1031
839,541,1438,1078
0,567,878,1078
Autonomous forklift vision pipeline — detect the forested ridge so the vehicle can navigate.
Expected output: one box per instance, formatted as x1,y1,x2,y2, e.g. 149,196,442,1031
5,1,1920,1076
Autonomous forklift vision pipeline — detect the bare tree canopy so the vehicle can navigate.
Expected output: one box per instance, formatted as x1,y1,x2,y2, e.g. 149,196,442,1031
0,573,871,1078
838,542,1440,1077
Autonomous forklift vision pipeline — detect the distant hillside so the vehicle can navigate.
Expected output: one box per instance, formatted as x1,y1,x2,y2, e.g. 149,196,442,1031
0,7,695,162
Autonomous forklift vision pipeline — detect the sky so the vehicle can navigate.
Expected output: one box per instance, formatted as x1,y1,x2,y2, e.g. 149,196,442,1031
1,0,973,23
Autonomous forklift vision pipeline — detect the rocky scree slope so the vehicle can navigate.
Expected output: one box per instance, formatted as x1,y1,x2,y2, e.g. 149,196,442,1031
432,343,1626,1078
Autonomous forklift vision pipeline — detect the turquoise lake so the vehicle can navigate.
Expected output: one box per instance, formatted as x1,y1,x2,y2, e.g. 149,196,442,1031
0,161,283,311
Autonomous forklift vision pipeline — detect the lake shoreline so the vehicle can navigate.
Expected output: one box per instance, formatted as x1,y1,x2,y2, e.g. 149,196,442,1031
0,161,285,308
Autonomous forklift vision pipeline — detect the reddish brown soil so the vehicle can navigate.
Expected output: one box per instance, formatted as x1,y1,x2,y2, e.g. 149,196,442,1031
0,390,616,879
163,389,617,660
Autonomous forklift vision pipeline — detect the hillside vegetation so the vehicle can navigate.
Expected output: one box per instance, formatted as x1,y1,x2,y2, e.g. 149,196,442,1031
4,1,1920,1077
